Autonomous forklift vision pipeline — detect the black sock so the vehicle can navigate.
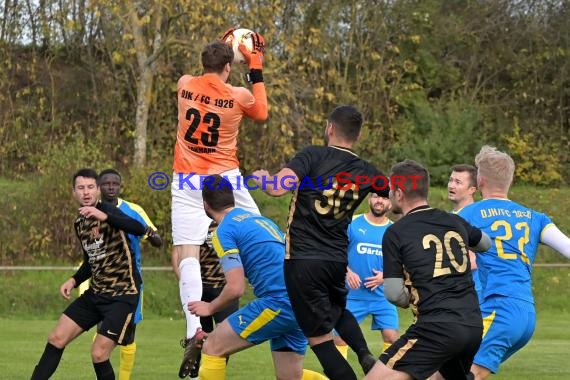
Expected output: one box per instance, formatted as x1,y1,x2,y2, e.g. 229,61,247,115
335,309,371,361
93,360,115,380
31,342,64,380
311,340,357,380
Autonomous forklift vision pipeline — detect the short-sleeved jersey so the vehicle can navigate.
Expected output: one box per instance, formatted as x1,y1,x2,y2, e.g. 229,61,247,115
458,198,554,304
347,214,393,301
73,202,146,300
200,223,226,288
212,208,288,298
174,73,267,174
285,145,389,262
382,206,482,325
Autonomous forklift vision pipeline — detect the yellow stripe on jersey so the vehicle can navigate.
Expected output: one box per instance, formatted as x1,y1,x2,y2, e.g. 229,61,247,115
239,308,281,339
211,230,240,258
482,310,496,338
121,198,157,233
540,223,555,240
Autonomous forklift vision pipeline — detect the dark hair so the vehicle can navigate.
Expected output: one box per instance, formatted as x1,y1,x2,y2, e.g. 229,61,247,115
73,168,99,187
451,164,477,188
328,105,363,141
201,175,235,211
202,41,234,73
99,168,121,180
390,159,430,200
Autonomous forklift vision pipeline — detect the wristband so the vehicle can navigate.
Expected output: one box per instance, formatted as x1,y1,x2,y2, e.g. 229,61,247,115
246,69,264,84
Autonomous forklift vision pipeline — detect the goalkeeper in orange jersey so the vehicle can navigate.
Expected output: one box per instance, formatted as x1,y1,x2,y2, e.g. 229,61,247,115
172,28,268,378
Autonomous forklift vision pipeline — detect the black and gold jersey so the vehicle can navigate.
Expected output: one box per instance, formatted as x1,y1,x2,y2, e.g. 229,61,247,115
73,201,146,299
382,206,482,326
285,145,388,263
200,223,225,288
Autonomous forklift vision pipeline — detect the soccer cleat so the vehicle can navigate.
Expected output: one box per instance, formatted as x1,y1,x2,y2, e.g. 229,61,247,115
178,328,208,378
359,353,377,375
188,357,200,379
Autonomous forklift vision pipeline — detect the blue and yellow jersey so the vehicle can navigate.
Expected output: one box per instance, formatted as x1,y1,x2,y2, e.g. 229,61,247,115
117,198,156,272
212,208,288,299
459,198,554,304
347,214,392,301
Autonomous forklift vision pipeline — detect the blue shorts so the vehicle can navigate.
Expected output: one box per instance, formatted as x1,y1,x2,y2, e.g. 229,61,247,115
227,296,307,355
474,295,536,373
346,298,399,331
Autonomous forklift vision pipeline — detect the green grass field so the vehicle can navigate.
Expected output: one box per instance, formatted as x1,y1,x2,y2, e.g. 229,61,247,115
2,311,570,379
2,183,570,378
2,268,570,379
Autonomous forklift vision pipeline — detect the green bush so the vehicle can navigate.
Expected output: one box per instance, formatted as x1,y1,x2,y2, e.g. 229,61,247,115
391,94,484,185
503,121,564,186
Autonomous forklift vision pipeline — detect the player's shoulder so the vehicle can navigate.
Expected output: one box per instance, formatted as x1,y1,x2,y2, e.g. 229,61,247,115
120,199,144,213
177,74,194,87
351,213,365,222
227,84,253,103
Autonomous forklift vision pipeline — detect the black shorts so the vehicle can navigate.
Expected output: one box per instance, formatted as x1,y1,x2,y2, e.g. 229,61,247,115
64,288,137,346
380,321,482,380
283,259,348,337
200,285,240,333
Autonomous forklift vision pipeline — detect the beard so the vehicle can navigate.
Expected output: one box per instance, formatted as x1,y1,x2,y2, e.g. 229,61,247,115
370,207,388,217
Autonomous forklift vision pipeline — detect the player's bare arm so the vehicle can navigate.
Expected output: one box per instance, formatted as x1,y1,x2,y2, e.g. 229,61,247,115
188,267,245,316
252,167,298,197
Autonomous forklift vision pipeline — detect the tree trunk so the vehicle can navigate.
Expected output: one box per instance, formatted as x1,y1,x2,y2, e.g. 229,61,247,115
133,68,153,167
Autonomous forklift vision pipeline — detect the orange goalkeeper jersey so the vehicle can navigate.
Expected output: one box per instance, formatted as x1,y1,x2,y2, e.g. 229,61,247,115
173,73,267,174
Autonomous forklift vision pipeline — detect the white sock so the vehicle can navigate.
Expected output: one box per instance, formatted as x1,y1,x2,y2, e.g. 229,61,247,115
179,257,202,339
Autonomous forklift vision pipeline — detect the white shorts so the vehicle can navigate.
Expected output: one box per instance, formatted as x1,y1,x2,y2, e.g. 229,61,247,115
171,169,260,245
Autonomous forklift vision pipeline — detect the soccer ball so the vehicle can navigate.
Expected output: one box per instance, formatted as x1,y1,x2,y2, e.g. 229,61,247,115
224,28,254,64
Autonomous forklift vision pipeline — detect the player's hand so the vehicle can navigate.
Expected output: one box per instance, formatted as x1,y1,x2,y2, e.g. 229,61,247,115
188,301,213,317
346,268,361,289
145,226,163,248
60,278,76,300
364,269,384,291
240,32,265,70
251,169,270,188
78,206,107,221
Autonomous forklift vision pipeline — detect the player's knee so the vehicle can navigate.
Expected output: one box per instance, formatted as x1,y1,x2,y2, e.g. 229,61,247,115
47,330,67,349
91,345,111,363
332,334,345,346
201,336,227,357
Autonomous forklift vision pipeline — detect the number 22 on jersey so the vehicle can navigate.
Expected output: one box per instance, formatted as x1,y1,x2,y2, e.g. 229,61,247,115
491,220,530,264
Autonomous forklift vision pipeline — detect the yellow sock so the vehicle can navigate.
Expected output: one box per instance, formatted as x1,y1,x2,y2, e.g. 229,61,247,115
335,344,349,359
382,341,392,353
199,353,227,380
119,342,136,380
302,369,329,379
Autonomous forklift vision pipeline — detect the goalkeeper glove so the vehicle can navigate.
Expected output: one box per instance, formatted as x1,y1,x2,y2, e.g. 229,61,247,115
240,32,265,71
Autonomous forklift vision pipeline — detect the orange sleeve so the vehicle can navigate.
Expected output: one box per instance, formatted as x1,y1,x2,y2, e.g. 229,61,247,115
243,82,268,121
